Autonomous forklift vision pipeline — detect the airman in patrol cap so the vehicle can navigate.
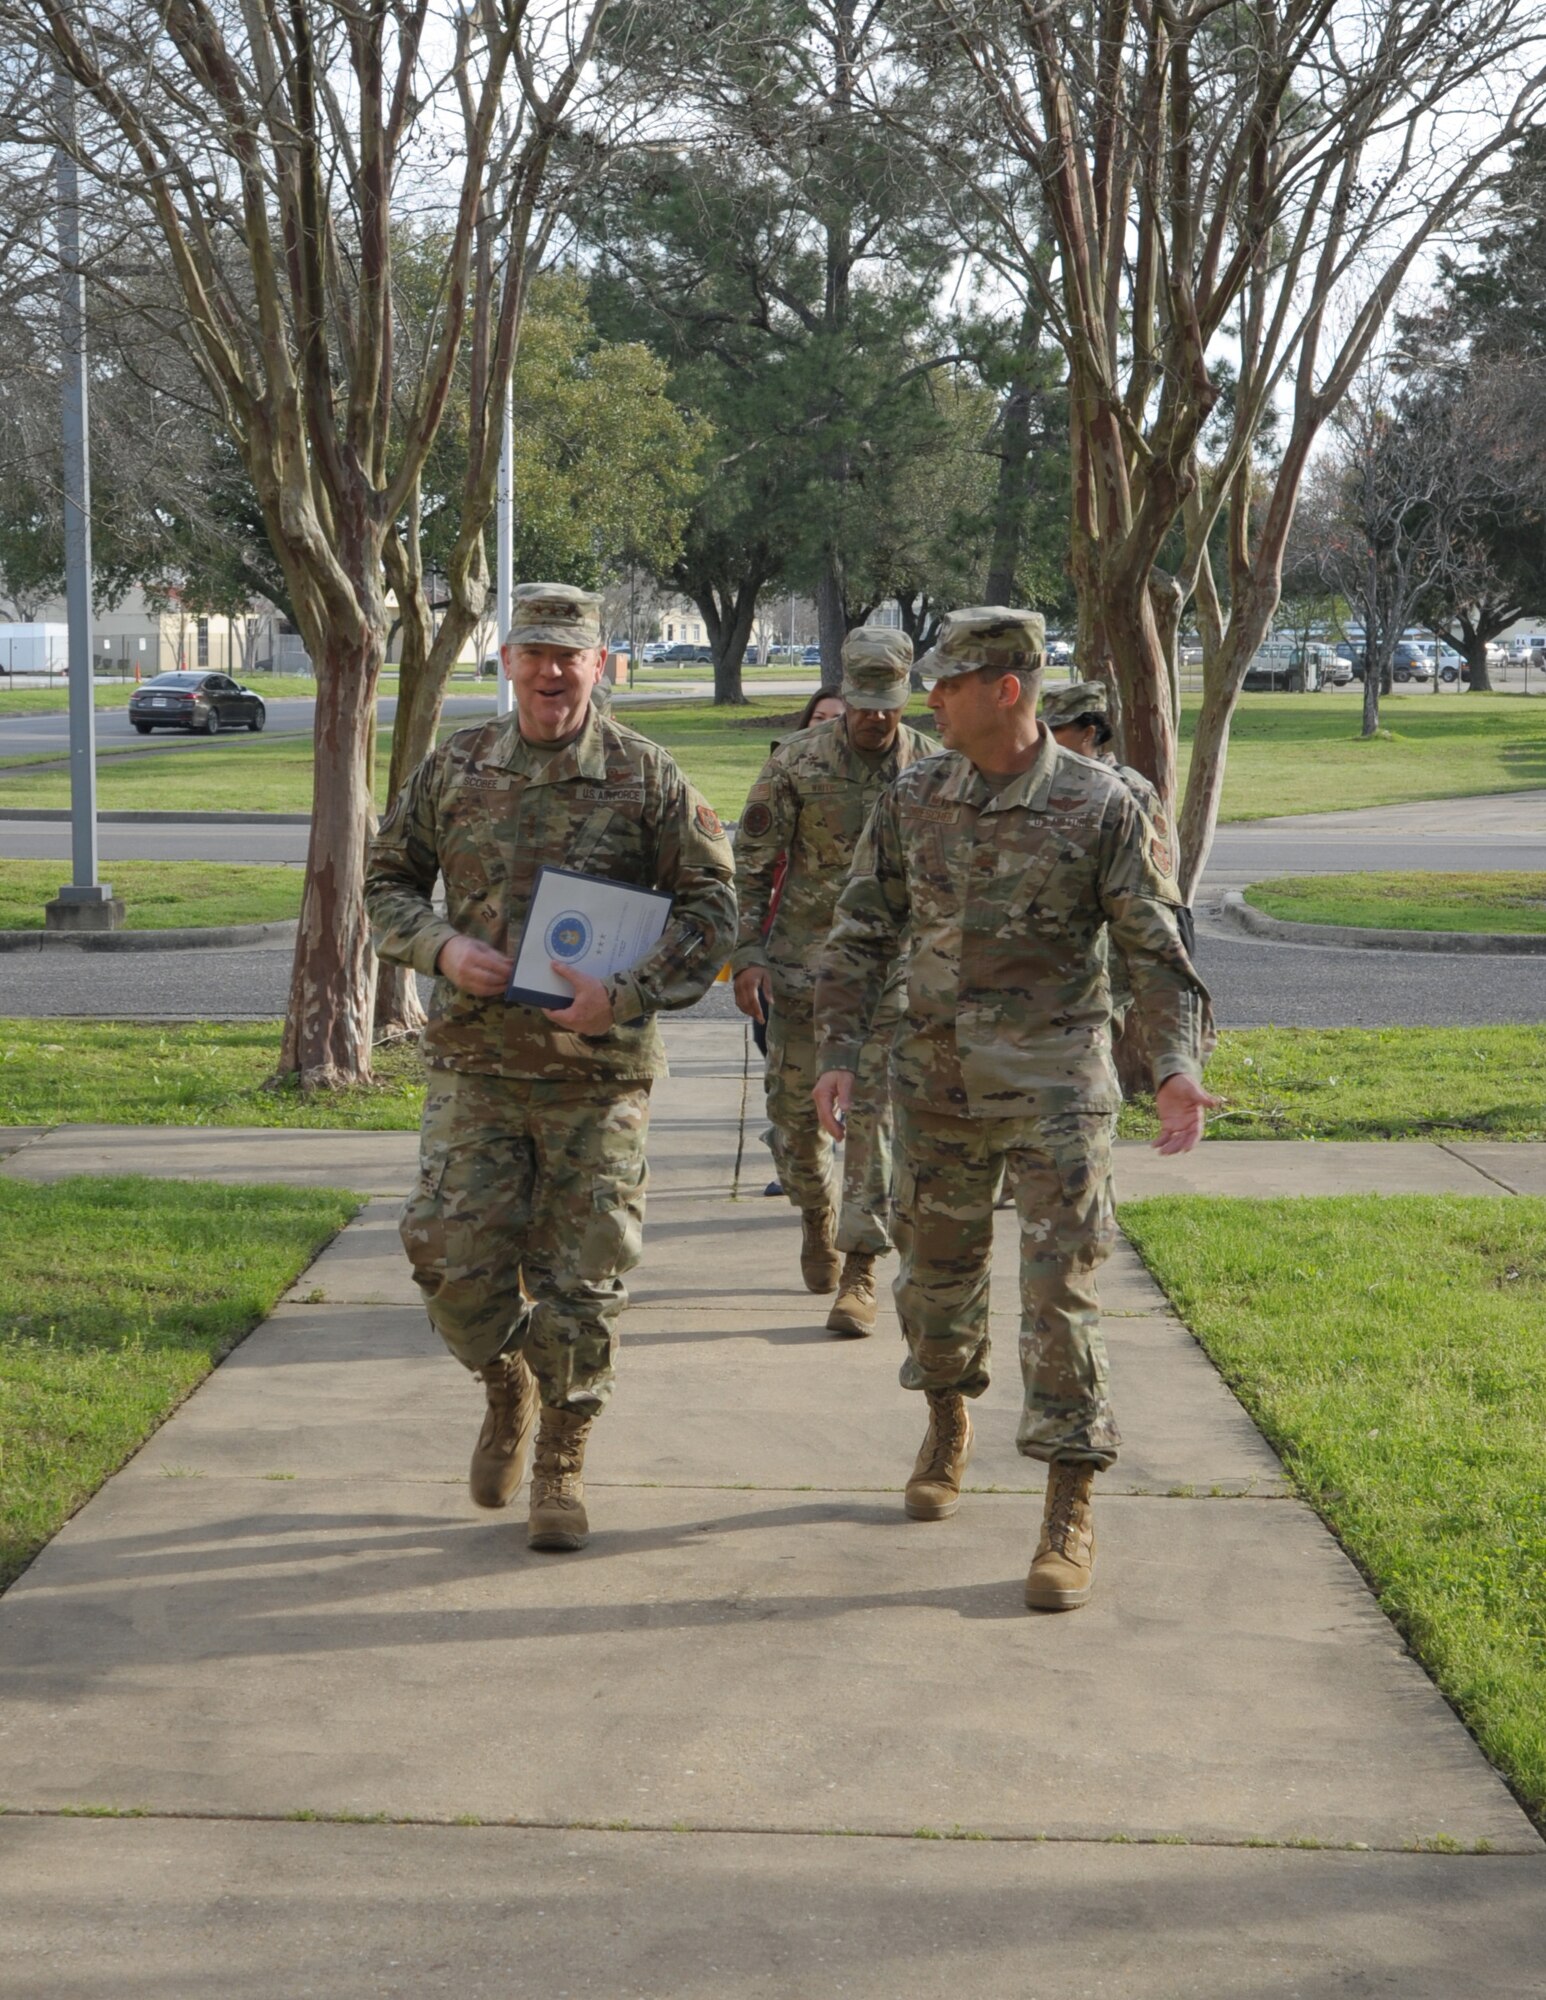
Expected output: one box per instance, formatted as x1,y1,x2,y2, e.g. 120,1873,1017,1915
812,606,1216,1612
367,581,735,1555
1039,677,1193,994
731,626,935,1334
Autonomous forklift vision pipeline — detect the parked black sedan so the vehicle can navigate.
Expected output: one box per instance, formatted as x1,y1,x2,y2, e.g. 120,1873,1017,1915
127,672,267,735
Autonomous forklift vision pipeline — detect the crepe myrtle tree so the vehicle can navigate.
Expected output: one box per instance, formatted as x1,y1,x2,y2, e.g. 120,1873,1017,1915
4,0,615,1088
919,0,1546,888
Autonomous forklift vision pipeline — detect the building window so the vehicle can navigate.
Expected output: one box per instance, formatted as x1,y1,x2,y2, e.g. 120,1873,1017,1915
196,619,209,666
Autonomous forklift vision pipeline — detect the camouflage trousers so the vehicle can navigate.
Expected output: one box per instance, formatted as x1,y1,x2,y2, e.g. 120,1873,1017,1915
399,1068,650,1414
892,1100,1121,1469
763,995,895,1255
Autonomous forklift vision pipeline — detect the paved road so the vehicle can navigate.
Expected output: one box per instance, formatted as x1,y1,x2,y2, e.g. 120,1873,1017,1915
0,677,814,767
2,897,1542,1029
3,792,1543,1026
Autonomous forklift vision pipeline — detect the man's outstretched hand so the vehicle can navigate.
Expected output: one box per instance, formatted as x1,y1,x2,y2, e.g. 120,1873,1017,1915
733,965,772,1024
813,1068,855,1141
1152,1073,1221,1155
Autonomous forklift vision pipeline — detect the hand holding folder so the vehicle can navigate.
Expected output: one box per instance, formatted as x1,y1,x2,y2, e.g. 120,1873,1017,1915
506,865,673,1011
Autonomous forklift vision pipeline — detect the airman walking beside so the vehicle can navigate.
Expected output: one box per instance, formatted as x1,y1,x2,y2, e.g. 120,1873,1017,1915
1039,679,1193,1035
366,583,735,1553
731,628,935,1335
1040,678,1194,959
813,608,1216,1611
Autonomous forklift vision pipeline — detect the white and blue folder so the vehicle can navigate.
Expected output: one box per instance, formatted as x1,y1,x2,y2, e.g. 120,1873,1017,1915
506,864,673,1010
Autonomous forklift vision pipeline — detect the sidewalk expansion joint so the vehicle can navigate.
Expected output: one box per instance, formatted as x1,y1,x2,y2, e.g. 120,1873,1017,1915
1436,1141,1521,1194
0,1805,1526,1857
144,1472,1295,1499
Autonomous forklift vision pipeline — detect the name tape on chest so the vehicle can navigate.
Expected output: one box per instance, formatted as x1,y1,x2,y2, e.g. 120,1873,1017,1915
576,783,645,805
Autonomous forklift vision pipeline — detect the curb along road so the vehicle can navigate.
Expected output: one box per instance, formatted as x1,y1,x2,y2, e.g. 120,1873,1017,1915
1222,890,1546,955
0,919,297,954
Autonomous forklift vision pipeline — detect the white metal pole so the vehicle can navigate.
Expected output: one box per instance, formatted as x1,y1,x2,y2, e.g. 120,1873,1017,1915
52,68,114,927
496,393,514,716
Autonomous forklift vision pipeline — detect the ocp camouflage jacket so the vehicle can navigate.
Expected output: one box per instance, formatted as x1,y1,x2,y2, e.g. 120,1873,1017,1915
813,727,1212,1118
729,717,936,1008
366,706,736,1081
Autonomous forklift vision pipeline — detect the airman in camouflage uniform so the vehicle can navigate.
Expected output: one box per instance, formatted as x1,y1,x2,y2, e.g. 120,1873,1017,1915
367,582,735,1554
730,629,935,1335
1038,679,1191,1033
813,607,1215,1612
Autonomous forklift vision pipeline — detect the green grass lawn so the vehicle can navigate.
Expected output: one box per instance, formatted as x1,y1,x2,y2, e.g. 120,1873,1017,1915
0,1021,428,1129
4,690,1542,822
0,1175,360,1591
1245,871,1546,933
1174,691,1546,820
0,675,322,717
1118,1025,1546,1142
1121,1195,1546,1821
1,860,302,932
0,728,398,814
2,1018,1542,1141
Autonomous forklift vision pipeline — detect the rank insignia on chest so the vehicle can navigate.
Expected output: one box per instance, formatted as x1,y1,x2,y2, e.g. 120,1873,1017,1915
740,802,773,838
696,802,724,837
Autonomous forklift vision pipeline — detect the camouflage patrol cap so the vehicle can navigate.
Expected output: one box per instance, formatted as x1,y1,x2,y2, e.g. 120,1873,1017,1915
1040,679,1110,728
917,605,1046,684
504,581,604,651
840,625,913,709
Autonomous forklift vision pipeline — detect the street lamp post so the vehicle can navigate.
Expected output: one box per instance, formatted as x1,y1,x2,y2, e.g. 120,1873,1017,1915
496,384,514,715
46,69,121,933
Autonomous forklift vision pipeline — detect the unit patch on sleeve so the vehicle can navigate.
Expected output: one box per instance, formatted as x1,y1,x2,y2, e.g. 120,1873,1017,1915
696,803,724,837
740,802,773,838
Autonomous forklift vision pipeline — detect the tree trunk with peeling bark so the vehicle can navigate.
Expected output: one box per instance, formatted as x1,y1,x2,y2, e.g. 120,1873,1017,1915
279,620,384,1088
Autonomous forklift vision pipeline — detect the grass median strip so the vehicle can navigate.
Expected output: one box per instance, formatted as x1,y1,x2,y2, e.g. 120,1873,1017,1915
1120,1194,1546,1820
0,1176,360,1591
1,860,303,932
5,690,1543,820
1245,871,1546,934
2,1020,1542,1140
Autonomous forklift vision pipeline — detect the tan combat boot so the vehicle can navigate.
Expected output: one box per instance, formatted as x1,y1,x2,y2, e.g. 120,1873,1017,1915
826,1252,878,1336
528,1406,594,1552
799,1206,841,1293
468,1348,537,1509
1025,1462,1097,1611
904,1389,973,1520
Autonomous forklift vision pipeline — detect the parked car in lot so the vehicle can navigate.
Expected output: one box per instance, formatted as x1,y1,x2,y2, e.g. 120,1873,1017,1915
1242,640,1341,691
1390,642,1433,682
127,671,267,734
801,644,823,666
651,641,712,664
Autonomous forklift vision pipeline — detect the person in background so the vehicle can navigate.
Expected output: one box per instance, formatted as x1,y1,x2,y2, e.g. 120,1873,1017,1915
731,630,935,1336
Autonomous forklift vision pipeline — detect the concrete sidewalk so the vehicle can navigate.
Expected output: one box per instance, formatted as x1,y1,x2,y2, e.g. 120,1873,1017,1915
1,1020,1542,1995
